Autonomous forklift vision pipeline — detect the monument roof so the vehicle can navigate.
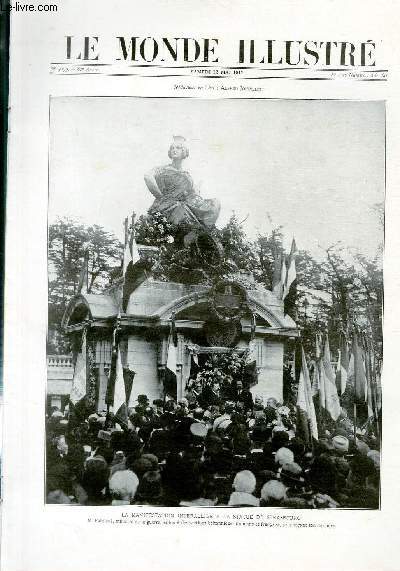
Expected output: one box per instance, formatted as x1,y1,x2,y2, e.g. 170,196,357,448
62,279,297,333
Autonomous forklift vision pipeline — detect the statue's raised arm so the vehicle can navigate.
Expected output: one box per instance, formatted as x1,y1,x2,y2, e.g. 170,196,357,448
145,136,220,229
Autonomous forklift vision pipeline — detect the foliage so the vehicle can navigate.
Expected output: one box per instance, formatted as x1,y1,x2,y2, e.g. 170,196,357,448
48,208,383,369
48,218,123,353
254,225,285,289
134,211,176,247
188,351,249,398
218,214,258,274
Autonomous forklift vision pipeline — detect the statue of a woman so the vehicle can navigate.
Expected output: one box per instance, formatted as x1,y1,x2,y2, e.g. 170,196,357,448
144,136,220,229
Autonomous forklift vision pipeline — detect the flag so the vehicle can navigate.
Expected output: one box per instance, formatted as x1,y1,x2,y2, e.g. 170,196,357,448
335,333,349,396
166,317,178,376
272,249,283,291
283,239,298,316
311,361,319,397
70,328,87,404
122,221,141,312
351,332,367,405
244,336,258,388
318,358,326,409
297,347,318,440
188,353,200,380
272,253,287,299
311,334,322,396
105,322,120,406
77,249,89,294
125,367,136,408
375,363,382,412
363,336,376,419
113,348,130,427
283,238,297,299
320,335,341,421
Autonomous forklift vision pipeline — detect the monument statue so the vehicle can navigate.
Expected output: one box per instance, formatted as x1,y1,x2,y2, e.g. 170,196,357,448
144,136,221,229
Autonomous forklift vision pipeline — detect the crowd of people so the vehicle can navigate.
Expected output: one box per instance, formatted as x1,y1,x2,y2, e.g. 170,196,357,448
46,391,380,508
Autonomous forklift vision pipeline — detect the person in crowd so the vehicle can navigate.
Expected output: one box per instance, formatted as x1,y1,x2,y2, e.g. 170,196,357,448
109,469,139,505
228,470,259,507
134,470,164,506
260,480,287,507
45,387,380,509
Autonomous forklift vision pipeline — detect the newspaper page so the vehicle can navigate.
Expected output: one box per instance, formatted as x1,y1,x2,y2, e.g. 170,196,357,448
2,1,399,570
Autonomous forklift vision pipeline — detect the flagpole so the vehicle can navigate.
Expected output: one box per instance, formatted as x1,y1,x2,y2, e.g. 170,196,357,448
353,402,357,444
106,216,131,426
85,249,89,293
307,418,314,454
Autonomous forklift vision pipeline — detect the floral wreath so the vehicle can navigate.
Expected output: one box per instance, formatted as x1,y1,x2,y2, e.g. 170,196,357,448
208,279,248,323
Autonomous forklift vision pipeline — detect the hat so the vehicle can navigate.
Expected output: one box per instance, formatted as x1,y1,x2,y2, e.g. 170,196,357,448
228,491,259,507
190,422,208,438
217,419,232,431
172,135,186,144
97,430,111,442
272,425,286,434
356,439,370,456
193,408,204,420
275,447,294,466
132,457,153,478
109,470,139,501
56,436,68,455
85,455,108,470
47,490,72,504
350,454,375,482
271,430,290,451
137,394,149,405
332,435,349,453
136,470,163,502
317,437,335,453
233,470,256,494
280,462,304,485
333,428,348,438
141,453,159,470
261,480,287,502
367,450,380,469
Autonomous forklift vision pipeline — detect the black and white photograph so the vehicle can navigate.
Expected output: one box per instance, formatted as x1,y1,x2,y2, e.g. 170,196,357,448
46,97,383,509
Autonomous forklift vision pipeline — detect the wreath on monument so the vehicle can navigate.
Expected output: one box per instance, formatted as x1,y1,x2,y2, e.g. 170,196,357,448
187,350,251,401
208,279,248,323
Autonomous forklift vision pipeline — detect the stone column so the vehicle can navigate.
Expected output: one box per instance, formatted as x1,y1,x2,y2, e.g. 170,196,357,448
253,338,284,403
127,333,161,404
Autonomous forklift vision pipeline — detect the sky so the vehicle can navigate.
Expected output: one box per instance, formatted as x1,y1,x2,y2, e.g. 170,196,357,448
49,97,384,260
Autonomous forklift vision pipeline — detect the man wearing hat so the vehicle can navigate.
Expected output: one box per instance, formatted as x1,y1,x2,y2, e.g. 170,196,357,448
236,381,254,412
260,480,287,507
332,435,349,456
213,403,234,432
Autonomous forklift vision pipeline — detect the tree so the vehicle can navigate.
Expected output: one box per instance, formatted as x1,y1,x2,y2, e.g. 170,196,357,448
48,218,123,353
